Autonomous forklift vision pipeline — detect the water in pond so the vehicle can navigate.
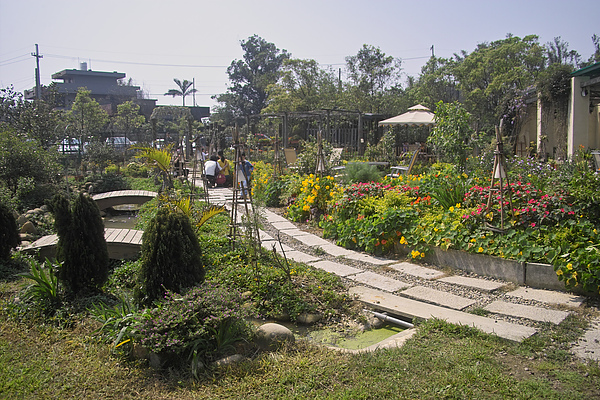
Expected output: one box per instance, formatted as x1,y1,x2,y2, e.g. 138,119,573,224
253,319,404,350
307,324,404,350
102,204,139,229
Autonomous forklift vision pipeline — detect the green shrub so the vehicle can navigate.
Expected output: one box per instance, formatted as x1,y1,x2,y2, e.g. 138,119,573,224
136,207,205,305
343,163,382,184
0,201,20,262
138,284,251,368
51,193,109,294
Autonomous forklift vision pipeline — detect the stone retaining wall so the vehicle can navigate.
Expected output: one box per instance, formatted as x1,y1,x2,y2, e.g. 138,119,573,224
395,244,567,292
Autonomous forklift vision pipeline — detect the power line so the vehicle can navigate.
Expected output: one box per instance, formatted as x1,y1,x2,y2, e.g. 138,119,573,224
44,53,228,68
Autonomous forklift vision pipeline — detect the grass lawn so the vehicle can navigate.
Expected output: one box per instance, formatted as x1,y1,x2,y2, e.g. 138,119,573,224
1,304,599,400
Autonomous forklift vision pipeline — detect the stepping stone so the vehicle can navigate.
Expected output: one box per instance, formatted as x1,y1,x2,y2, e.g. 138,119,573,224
506,287,585,308
270,221,298,231
264,211,289,223
348,271,411,292
309,260,362,277
438,276,505,292
258,230,273,241
284,251,321,264
387,262,445,280
282,228,311,238
344,252,395,266
292,234,331,247
315,243,355,257
261,240,294,253
400,286,476,310
350,286,536,342
572,317,600,362
484,300,570,324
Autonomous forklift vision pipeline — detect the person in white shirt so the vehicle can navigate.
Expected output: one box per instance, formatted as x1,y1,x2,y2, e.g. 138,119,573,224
203,155,220,188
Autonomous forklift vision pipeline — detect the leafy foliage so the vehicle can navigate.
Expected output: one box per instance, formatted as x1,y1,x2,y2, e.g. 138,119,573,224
428,101,473,170
18,259,62,316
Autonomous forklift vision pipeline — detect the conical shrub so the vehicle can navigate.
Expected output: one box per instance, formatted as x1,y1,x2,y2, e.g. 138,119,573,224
136,207,205,305
51,193,109,294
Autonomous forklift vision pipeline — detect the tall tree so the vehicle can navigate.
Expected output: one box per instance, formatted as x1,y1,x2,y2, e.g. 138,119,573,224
214,35,290,118
344,44,402,113
112,101,146,139
69,88,109,144
408,56,460,110
451,34,545,133
165,78,197,107
0,85,63,149
546,37,581,67
264,58,338,113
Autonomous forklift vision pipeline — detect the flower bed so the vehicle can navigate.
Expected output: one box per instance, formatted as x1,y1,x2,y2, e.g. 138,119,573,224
255,157,600,295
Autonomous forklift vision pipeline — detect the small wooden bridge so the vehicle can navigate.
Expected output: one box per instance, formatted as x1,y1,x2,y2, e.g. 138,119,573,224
23,228,143,260
92,190,158,211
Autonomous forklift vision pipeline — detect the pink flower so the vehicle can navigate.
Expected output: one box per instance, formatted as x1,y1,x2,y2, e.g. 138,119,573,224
530,223,536,227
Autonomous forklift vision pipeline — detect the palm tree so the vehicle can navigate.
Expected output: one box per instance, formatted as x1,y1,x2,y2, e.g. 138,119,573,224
164,78,197,106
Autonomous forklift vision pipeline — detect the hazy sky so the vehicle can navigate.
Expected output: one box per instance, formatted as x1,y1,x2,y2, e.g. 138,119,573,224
1,0,597,109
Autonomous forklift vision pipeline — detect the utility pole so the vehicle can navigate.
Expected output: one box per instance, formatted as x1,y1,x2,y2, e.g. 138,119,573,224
31,44,43,100
192,78,196,107
430,45,435,58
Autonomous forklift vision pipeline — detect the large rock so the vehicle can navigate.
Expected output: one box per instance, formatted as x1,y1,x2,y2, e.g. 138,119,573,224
17,214,28,226
20,221,38,235
254,323,295,351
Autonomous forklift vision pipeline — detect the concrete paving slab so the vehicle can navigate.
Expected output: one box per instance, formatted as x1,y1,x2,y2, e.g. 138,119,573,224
258,230,273,241
310,260,362,277
282,229,312,238
315,244,355,257
270,221,298,231
284,251,321,264
438,275,505,292
400,286,476,310
484,300,570,324
506,287,585,308
344,252,395,266
264,211,290,223
348,271,411,292
572,317,600,362
261,240,294,253
293,234,331,247
350,286,536,342
388,262,446,280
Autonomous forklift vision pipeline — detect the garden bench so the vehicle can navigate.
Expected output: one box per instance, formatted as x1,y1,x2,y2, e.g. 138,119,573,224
591,150,600,173
387,149,419,177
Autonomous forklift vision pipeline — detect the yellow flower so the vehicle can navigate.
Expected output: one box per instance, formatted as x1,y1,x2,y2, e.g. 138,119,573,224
326,185,330,190
315,185,320,190
455,203,461,209
302,205,310,212
556,269,563,276
566,263,573,270
470,238,476,243
400,236,407,245
478,247,484,253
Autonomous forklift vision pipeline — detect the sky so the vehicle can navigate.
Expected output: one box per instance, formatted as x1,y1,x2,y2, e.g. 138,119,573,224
1,0,598,111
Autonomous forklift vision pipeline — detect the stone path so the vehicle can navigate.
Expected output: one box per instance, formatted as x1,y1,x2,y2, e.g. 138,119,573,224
203,186,598,358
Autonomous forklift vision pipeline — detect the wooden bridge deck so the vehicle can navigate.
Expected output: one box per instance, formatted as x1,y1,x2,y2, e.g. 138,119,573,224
92,190,158,210
23,228,143,260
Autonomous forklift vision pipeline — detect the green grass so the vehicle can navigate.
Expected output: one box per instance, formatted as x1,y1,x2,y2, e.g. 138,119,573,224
1,312,599,399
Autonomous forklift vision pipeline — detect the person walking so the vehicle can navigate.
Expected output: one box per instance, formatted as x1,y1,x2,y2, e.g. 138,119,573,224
236,152,253,198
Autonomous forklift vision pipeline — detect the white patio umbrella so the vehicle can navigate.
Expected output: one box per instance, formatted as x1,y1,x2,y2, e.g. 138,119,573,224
378,104,435,127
